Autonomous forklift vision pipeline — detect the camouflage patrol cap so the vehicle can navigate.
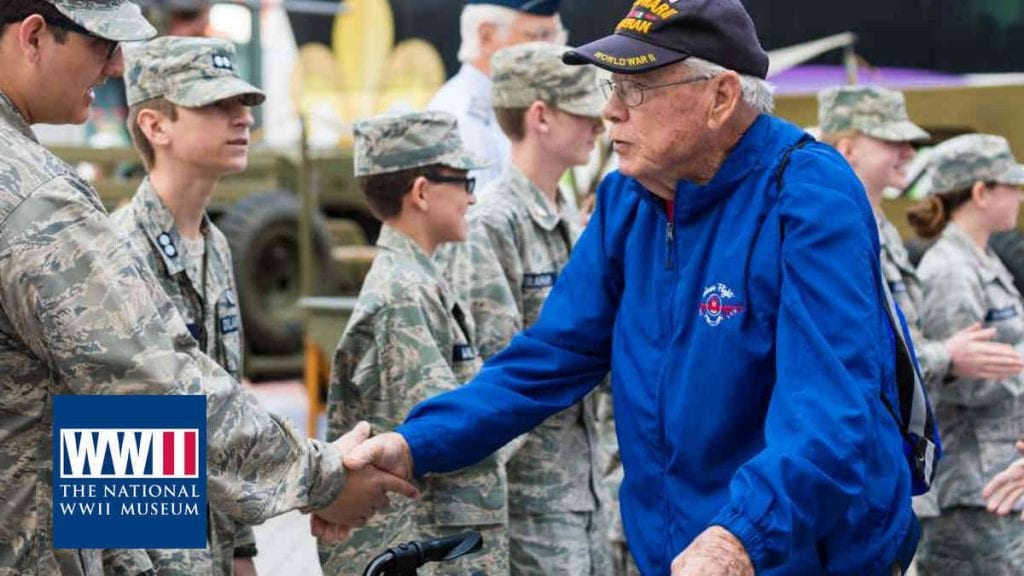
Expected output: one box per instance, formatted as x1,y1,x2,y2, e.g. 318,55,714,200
44,0,156,42
817,86,929,143
492,42,605,119
124,36,265,108
923,134,1024,196
353,111,489,177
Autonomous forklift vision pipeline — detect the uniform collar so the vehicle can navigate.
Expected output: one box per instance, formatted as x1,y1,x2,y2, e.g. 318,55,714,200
376,224,443,280
377,224,462,309
673,114,774,221
505,164,565,232
942,222,1004,284
131,177,210,278
0,91,37,142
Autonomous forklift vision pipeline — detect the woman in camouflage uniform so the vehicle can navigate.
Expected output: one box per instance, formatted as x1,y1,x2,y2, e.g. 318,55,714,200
909,133,1024,575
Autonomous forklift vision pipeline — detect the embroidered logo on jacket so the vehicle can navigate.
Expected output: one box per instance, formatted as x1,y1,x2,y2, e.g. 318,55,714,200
699,283,746,327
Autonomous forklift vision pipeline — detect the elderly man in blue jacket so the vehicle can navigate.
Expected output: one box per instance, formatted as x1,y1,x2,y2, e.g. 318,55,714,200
336,1,919,574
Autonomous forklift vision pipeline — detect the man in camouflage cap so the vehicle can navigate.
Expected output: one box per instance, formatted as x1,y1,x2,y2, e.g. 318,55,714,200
0,2,416,574
319,111,514,574
819,88,1024,522
101,36,265,576
910,133,1024,575
438,41,621,576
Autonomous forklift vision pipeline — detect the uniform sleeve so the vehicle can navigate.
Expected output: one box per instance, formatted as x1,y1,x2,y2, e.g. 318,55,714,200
328,291,463,439
919,263,1020,406
0,178,345,524
913,333,952,386
101,548,154,575
327,310,378,440
397,177,625,475
711,152,893,569
469,216,525,359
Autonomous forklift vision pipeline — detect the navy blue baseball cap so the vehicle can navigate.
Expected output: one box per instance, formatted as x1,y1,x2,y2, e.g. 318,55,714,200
563,0,769,78
466,0,560,16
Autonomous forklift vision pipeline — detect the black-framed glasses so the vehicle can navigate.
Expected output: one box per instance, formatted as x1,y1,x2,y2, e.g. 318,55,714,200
45,17,120,61
424,173,476,195
600,76,711,108
1,13,119,62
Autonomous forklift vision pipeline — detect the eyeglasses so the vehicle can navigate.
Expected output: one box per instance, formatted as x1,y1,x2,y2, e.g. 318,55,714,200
424,173,476,195
600,76,711,108
44,17,120,61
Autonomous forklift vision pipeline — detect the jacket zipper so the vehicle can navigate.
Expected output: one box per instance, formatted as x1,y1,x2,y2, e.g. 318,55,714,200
665,212,676,270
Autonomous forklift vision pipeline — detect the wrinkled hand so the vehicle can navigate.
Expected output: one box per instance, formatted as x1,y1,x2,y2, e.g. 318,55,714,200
343,431,415,481
947,323,1024,380
670,526,754,576
311,423,420,543
983,439,1024,520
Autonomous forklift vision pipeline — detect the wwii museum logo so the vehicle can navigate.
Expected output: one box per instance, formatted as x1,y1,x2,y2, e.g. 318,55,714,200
53,395,207,549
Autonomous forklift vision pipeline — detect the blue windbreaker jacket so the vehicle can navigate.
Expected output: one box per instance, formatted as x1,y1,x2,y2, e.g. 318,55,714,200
397,115,917,575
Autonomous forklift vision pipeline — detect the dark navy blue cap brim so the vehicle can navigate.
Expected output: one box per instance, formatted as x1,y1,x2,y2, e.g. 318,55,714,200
466,0,560,16
563,33,689,73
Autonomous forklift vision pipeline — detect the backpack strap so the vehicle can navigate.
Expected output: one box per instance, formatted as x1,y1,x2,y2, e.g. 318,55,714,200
774,136,939,491
877,268,939,488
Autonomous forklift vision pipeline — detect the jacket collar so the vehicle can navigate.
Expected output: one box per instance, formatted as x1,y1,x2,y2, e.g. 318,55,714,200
505,164,565,232
0,91,37,142
942,222,1008,285
672,114,779,221
131,177,210,280
376,224,443,280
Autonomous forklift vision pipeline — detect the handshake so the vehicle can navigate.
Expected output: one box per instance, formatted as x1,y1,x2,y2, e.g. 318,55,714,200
309,422,418,542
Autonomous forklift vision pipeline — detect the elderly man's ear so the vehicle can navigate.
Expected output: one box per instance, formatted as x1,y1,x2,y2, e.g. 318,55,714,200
706,71,743,130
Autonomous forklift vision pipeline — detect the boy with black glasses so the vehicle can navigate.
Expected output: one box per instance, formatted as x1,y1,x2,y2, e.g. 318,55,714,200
319,111,515,575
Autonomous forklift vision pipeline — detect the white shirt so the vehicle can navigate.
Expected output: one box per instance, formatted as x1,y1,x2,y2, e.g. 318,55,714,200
428,64,510,189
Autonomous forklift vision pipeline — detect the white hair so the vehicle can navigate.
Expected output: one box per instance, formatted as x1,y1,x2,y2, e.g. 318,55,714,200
683,57,775,114
457,4,519,63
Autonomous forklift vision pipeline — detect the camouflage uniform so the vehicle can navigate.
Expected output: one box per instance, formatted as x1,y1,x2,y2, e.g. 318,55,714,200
102,183,255,575
319,112,510,575
97,37,265,576
912,134,1024,575
818,85,943,518
0,12,345,575
442,43,617,576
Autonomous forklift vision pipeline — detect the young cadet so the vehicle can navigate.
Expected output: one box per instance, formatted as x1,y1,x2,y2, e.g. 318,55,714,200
101,36,264,576
441,42,613,576
0,0,415,573
318,111,510,575
910,134,1024,574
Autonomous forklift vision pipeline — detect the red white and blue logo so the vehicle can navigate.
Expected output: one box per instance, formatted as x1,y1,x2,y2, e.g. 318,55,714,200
699,283,746,327
53,395,207,549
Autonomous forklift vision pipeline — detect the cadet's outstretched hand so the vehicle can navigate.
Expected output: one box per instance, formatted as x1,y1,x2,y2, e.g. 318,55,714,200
670,526,754,576
311,423,420,543
343,431,415,481
947,323,1024,380
983,439,1024,520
